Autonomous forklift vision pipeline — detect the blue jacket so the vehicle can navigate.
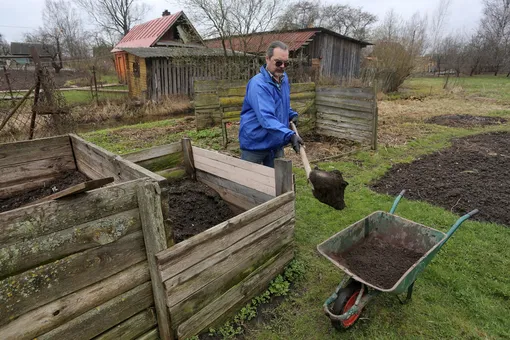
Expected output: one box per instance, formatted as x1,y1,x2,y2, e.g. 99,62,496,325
239,66,298,151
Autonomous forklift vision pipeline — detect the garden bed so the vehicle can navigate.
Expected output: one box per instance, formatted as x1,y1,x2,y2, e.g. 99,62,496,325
425,114,506,127
372,131,510,226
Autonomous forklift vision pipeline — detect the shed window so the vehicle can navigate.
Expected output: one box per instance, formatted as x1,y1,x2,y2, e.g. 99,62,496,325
133,60,140,78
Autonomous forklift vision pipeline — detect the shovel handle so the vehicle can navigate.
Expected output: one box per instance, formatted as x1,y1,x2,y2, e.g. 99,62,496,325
290,122,312,178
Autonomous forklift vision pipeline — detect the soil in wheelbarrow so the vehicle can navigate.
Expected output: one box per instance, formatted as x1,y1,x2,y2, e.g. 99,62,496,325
0,170,90,213
371,131,510,227
168,179,237,243
333,235,425,289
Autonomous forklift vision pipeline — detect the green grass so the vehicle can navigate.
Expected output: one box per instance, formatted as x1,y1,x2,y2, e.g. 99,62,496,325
63,90,127,105
403,75,510,101
245,125,510,339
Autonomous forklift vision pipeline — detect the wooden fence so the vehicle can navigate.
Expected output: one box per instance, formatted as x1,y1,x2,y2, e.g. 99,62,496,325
194,81,378,149
315,86,377,148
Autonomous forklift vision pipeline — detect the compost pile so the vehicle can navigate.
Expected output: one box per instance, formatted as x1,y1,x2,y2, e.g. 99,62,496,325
335,235,425,289
0,170,89,213
168,179,236,243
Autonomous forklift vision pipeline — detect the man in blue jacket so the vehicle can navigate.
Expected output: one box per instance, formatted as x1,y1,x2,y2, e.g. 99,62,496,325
239,41,303,168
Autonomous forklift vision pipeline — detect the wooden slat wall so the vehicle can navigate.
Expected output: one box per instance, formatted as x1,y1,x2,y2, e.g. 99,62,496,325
195,81,316,131
192,146,276,196
155,191,295,339
0,135,75,199
315,86,378,148
148,57,260,101
0,180,158,340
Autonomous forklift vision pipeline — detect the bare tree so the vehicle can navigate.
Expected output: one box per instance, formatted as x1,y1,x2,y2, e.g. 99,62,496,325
429,0,453,76
274,1,376,40
479,0,510,75
372,9,402,42
0,33,9,55
76,0,150,39
25,0,89,73
441,33,469,77
465,32,487,76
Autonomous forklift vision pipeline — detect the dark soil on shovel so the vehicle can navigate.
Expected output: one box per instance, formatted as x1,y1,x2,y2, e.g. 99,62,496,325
168,179,237,243
309,168,349,210
425,114,506,127
371,131,510,227
0,170,90,213
333,235,425,289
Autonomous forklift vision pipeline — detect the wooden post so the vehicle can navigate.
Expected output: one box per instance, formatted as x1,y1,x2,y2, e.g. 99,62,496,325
371,85,378,150
182,137,196,180
274,158,293,196
92,66,99,105
136,180,174,340
29,47,42,140
0,85,35,132
3,66,15,105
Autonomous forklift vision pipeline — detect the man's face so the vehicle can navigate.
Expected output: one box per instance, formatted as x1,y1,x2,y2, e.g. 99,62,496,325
266,47,289,78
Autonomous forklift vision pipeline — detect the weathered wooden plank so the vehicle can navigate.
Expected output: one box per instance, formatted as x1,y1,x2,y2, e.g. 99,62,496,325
0,231,147,326
0,261,149,340
196,170,272,210
315,95,374,110
137,180,173,340
38,283,154,340
316,127,370,143
168,220,294,326
0,180,140,247
194,93,218,107
136,328,159,340
156,167,186,181
94,307,157,340
25,177,114,207
0,208,141,279
372,106,378,150
165,215,293,306
317,112,373,124
274,159,293,196
222,110,241,120
123,143,182,164
182,138,195,180
316,117,374,132
290,82,316,93
134,153,184,173
0,135,73,168
290,92,315,101
316,105,374,120
316,86,374,98
316,121,373,134
315,100,373,114
0,157,76,194
219,96,244,107
158,196,294,282
71,134,166,184
177,245,294,339
194,157,274,196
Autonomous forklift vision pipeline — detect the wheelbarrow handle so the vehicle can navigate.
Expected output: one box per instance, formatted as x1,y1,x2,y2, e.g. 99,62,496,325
437,209,479,251
389,189,406,214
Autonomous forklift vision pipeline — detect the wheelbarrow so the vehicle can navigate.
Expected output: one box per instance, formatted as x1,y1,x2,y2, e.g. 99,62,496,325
317,190,478,329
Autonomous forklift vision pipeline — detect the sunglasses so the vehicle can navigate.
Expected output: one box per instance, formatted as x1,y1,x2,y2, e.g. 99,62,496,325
275,60,290,68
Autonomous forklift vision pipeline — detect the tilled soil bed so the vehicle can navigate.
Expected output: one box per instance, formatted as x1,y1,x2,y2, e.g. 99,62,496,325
426,114,507,127
372,131,510,226
168,179,237,243
333,235,425,289
0,170,90,213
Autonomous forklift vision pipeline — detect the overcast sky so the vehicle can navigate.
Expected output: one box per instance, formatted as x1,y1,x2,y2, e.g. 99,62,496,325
0,0,484,43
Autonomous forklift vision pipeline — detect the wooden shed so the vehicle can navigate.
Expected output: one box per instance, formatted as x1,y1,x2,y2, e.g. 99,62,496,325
205,28,372,79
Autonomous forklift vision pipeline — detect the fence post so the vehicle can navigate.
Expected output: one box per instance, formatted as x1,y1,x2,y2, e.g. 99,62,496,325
29,47,42,140
3,66,15,106
275,158,293,196
136,180,174,340
92,66,99,105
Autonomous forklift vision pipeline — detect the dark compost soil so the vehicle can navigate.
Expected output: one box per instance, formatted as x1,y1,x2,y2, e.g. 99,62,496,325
0,170,90,213
333,234,425,289
372,131,510,227
168,179,237,243
425,114,507,127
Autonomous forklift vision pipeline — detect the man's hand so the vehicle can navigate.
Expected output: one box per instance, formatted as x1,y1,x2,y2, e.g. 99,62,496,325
290,115,299,127
290,134,304,153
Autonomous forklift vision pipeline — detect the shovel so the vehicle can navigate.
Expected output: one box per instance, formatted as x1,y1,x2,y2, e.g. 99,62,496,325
290,122,348,210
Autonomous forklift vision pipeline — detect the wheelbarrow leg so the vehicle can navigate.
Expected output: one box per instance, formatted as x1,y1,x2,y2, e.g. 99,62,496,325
397,281,415,305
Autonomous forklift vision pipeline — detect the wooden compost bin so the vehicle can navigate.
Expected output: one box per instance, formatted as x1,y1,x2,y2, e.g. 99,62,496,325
124,140,296,339
0,134,171,340
0,135,295,340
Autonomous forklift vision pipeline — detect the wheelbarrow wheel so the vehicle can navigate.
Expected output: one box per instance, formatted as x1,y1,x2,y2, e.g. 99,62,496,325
331,280,362,330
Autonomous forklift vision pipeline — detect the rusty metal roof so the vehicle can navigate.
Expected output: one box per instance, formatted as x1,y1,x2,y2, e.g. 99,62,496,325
205,30,318,53
119,47,256,58
114,12,182,49
205,28,371,53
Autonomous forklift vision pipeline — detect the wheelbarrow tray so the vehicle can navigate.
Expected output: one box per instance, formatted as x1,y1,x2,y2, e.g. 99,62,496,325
317,211,446,294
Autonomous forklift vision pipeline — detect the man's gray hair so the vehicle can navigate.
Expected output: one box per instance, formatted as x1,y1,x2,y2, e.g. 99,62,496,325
266,41,288,58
